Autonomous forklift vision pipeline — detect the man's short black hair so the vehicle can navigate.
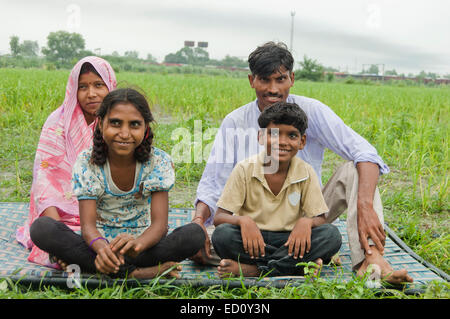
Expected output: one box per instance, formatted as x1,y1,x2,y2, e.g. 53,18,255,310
258,102,308,135
248,42,294,77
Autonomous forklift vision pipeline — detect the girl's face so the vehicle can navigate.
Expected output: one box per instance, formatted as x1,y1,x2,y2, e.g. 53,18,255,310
99,102,147,160
77,71,109,125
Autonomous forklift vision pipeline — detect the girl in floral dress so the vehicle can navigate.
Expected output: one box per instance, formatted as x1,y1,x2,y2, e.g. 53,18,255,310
30,88,205,278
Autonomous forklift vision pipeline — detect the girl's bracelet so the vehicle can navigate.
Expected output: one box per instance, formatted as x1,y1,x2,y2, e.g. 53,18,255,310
89,236,109,249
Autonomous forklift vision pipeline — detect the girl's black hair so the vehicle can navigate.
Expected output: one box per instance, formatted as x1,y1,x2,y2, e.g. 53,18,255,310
91,88,154,165
248,42,294,78
258,102,308,135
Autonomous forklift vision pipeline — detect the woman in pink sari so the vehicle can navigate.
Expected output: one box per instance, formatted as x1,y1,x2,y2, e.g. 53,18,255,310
16,56,117,268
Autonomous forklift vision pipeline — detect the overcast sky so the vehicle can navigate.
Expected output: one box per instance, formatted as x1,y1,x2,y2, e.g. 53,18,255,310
1,0,449,75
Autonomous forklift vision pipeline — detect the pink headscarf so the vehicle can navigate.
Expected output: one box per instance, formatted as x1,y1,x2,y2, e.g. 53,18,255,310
16,56,117,268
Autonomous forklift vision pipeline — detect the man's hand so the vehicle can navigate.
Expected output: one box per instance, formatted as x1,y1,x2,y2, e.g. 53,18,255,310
284,217,313,259
239,216,265,259
356,162,385,255
190,216,213,264
189,201,213,264
357,203,385,255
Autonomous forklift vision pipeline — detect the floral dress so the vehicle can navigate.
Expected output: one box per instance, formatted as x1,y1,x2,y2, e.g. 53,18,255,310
71,146,175,241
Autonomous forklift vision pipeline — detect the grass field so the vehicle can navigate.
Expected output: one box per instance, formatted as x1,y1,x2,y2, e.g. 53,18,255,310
0,68,448,299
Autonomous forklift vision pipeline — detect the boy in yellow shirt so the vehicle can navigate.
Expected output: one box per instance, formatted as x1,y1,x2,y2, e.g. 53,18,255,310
212,102,342,277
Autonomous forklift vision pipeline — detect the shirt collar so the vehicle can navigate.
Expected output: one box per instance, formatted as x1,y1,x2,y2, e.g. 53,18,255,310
252,151,309,185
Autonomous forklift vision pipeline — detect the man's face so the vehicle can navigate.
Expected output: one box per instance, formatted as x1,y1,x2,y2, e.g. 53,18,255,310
248,66,295,112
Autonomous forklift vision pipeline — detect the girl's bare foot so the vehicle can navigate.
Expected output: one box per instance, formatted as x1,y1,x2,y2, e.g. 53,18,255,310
58,259,68,271
130,261,182,279
217,259,260,278
357,247,414,285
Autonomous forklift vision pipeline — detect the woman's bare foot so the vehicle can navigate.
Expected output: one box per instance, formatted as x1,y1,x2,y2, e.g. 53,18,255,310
217,259,260,278
130,261,182,279
357,246,414,285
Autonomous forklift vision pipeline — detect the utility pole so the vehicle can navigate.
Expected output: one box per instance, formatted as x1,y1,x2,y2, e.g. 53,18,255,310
290,11,296,52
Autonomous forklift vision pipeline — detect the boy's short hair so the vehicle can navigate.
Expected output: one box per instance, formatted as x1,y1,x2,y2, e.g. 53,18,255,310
258,102,308,135
248,42,294,77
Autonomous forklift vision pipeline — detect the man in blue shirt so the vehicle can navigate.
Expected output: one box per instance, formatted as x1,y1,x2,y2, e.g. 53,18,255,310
191,42,413,284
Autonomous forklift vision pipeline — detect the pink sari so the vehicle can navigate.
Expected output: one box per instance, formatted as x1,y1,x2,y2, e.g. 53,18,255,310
16,56,117,268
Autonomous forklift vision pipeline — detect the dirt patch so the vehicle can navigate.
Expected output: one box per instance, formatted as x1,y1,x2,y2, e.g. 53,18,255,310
169,181,199,209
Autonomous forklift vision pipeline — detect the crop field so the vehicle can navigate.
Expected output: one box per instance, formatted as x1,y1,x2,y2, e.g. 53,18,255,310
0,68,448,299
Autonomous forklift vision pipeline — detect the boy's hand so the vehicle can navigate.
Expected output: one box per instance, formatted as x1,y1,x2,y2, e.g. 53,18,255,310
284,217,313,259
239,216,265,259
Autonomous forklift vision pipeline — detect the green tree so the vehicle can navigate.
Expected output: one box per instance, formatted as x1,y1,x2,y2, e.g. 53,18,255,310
367,64,379,75
385,69,398,76
20,40,39,57
146,53,157,63
124,50,139,59
9,36,20,57
220,55,248,68
42,31,85,68
164,46,210,65
296,55,324,81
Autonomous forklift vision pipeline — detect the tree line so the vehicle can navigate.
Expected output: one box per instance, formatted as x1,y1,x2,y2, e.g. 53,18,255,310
2,31,448,83
3,31,249,71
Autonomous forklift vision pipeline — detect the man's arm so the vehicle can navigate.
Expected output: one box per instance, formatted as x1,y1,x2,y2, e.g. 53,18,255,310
356,162,386,255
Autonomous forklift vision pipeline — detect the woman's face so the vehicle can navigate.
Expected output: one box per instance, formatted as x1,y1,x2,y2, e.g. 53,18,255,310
77,71,109,125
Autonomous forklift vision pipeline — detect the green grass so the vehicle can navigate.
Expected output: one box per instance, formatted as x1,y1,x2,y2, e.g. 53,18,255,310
0,68,448,299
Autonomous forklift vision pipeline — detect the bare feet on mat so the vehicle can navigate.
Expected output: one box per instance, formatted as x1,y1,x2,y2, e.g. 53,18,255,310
58,259,68,271
217,259,260,278
330,253,342,266
357,246,414,284
311,258,323,276
130,261,182,279
49,255,68,271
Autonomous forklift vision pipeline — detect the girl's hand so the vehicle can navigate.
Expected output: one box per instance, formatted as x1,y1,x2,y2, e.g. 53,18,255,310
94,244,122,274
284,217,313,259
239,216,265,259
110,233,144,259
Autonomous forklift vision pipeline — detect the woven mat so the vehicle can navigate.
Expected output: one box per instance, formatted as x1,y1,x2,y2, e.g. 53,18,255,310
0,202,447,290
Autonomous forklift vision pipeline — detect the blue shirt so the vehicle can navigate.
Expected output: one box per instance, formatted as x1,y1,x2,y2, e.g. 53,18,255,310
195,94,389,226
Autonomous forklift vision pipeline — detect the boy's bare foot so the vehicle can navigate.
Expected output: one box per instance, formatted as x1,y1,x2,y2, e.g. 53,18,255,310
311,258,323,276
217,259,260,278
356,246,414,285
330,253,342,266
130,261,182,279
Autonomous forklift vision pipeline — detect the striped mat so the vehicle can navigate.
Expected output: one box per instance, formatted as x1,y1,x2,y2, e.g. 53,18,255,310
0,202,447,291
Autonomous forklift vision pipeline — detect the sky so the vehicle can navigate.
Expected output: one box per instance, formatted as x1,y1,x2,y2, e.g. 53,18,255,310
0,0,449,75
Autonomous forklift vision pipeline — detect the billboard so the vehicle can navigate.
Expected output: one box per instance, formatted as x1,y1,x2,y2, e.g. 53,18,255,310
197,41,208,48
184,41,195,47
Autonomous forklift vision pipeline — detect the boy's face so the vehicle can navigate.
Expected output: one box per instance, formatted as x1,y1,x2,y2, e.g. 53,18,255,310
248,66,295,112
258,122,306,165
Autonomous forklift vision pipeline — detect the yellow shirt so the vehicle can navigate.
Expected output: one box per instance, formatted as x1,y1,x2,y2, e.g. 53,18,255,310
216,152,328,231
